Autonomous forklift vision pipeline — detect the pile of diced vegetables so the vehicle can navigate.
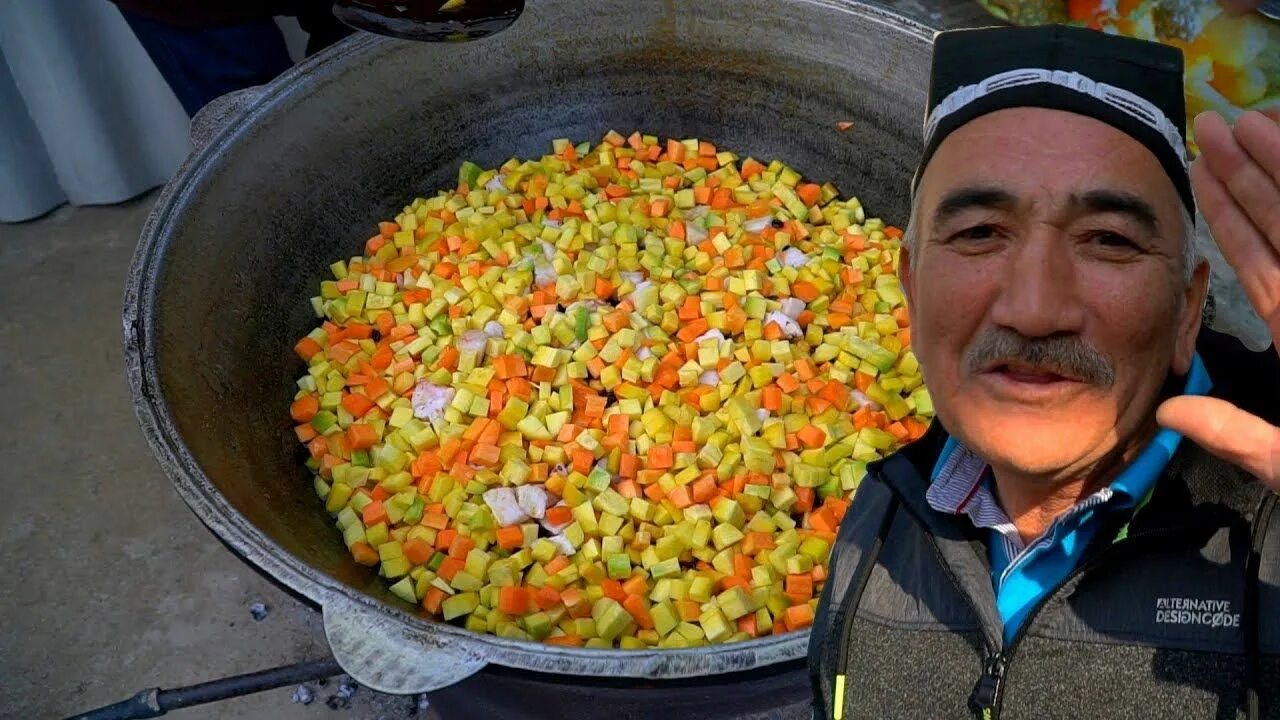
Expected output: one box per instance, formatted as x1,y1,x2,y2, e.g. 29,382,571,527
290,131,933,649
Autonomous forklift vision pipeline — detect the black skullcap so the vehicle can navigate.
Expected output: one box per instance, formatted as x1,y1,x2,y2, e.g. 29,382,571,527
915,24,1193,215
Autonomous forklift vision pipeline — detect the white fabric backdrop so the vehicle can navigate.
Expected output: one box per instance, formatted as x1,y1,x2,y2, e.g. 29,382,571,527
0,0,192,222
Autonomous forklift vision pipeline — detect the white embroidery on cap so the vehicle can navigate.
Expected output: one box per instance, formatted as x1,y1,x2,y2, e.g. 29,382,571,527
923,68,1188,167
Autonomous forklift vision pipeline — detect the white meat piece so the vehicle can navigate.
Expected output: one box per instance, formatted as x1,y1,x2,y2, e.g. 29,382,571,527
743,216,773,234
635,346,653,360
779,248,808,268
756,408,770,422
852,389,881,411
533,259,557,287
699,370,720,386
458,330,489,355
542,218,562,229
565,299,606,315
779,297,807,320
540,241,557,259
685,223,708,243
619,271,645,285
686,205,710,221
516,485,550,520
411,382,455,421
764,311,803,339
485,174,507,192
484,321,505,339
546,535,576,557
628,280,656,308
483,487,530,526
692,328,725,344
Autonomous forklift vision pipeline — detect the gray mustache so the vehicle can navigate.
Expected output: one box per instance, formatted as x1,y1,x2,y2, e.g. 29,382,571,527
964,328,1116,386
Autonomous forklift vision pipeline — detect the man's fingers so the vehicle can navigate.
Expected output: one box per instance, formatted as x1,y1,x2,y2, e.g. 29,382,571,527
1157,395,1280,487
1194,112,1280,257
1235,111,1280,191
1190,157,1280,330
1234,112,1280,252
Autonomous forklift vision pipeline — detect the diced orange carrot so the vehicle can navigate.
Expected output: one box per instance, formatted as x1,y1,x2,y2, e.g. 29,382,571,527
794,487,815,513
667,485,693,508
438,345,460,371
496,525,525,550
403,538,433,565
676,318,710,343
295,424,318,443
294,337,323,361
544,555,571,575
421,587,447,615
571,448,594,474
535,586,562,610
797,424,827,449
448,534,475,560
791,281,820,302
544,505,573,527
784,603,815,631
677,600,702,622
290,395,319,422
351,541,379,567
689,476,717,504
601,579,627,602
435,527,458,551
545,634,584,647
623,594,654,630
469,443,501,467
796,183,822,207
362,500,388,527
346,423,379,450
647,445,674,470
340,392,376,417
808,504,839,534
855,371,876,393
783,571,814,599
499,586,531,615
740,157,765,179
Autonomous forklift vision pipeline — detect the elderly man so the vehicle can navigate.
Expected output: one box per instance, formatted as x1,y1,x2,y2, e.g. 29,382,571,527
808,24,1280,720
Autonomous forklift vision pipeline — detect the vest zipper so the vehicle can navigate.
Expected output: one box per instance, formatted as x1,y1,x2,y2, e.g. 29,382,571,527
874,470,1185,720
968,651,1007,720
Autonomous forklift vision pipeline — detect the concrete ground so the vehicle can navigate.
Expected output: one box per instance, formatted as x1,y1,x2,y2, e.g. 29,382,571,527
0,193,428,719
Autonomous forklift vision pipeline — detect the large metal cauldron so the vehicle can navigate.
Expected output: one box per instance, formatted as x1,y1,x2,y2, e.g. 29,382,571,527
123,1,934,716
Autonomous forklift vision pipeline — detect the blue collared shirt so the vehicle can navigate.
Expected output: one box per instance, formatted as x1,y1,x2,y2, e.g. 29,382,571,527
925,353,1213,644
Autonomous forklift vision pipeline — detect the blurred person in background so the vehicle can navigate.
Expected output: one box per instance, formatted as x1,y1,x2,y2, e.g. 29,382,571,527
110,0,352,115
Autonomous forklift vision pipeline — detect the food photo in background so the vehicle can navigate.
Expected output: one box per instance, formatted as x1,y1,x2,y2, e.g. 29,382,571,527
975,0,1279,148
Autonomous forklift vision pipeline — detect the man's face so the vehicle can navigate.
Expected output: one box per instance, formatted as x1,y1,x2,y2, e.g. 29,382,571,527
903,107,1208,481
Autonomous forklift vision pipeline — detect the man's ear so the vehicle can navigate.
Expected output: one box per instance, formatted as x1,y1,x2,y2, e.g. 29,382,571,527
1173,258,1210,375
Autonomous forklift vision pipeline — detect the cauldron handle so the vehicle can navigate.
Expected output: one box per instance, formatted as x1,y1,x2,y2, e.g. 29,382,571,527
322,594,488,694
189,86,266,152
